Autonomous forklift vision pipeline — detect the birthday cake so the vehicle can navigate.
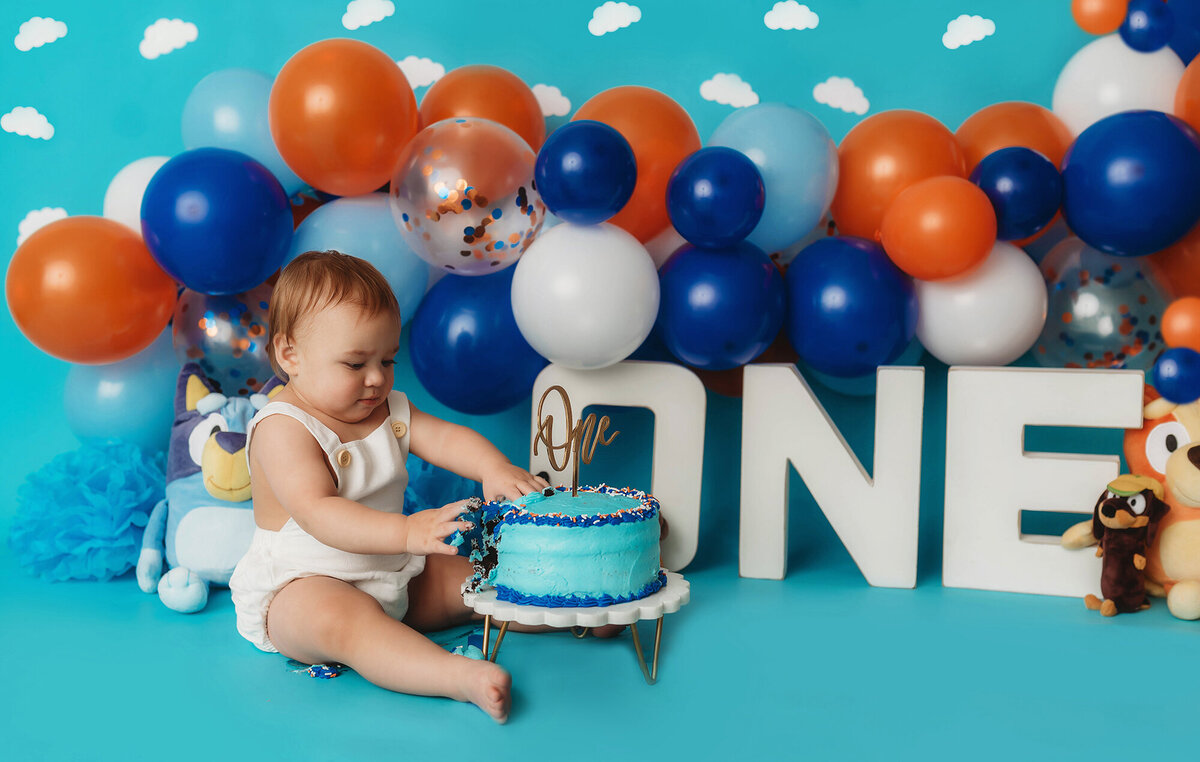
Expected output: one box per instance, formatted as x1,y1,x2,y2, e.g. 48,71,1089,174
458,484,666,607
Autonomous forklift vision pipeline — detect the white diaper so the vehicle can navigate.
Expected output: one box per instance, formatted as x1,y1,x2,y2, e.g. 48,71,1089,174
230,520,426,653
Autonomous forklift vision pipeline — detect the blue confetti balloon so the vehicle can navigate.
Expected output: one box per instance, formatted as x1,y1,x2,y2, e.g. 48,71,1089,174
656,241,784,371
1033,237,1167,371
172,283,274,396
1061,111,1200,257
534,120,636,225
969,147,1062,241
1121,0,1175,53
142,147,293,294
410,267,547,415
785,236,918,378
666,147,765,249
1153,347,1200,403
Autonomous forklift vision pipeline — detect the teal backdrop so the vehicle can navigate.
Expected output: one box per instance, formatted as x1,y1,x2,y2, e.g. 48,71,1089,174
2,2,1193,760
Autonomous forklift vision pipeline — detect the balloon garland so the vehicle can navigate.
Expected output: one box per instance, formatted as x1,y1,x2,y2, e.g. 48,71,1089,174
10,2,1200,437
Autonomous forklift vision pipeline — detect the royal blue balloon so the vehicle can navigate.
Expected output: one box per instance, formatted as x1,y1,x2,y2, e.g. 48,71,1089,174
181,68,305,197
666,147,765,249
785,236,918,378
142,147,293,294
657,241,784,371
287,194,430,326
969,147,1063,241
1168,0,1200,63
1061,111,1200,257
410,267,548,415
64,329,180,455
534,120,636,225
1121,0,1175,52
1152,347,1200,403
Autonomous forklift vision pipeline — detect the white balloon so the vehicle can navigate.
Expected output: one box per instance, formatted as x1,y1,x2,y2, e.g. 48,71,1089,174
1052,35,1184,136
916,241,1047,366
103,156,169,235
511,222,660,370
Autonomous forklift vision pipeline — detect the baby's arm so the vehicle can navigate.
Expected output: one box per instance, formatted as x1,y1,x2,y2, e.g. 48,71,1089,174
408,403,548,501
252,415,470,555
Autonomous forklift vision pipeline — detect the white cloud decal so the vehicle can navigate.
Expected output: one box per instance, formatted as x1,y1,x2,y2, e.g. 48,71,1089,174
533,84,571,117
14,16,67,51
139,18,197,59
2,106,54,139
589,2,641,36
764,1,819,31
700,73,759,108
343,0,394,30
812,76,869,115
943,14,995,49
17,207,67,247
397,55,444,88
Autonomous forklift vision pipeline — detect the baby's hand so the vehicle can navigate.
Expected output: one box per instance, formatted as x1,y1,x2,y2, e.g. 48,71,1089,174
404,499,474,556
481,463,550,503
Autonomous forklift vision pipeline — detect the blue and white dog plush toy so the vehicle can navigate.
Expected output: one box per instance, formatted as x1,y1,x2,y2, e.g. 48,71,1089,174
136,363,282,613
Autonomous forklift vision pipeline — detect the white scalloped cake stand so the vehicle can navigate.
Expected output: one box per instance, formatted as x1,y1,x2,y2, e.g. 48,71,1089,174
462,571,689,684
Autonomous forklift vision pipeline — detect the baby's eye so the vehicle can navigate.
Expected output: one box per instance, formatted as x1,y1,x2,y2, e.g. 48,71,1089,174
344,362,364,370
382,359,396,367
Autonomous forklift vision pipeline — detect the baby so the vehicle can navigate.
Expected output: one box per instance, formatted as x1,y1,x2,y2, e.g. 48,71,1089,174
229,250,548,723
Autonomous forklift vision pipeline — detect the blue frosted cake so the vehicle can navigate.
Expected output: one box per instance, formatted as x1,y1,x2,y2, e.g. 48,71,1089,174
459,485,665,607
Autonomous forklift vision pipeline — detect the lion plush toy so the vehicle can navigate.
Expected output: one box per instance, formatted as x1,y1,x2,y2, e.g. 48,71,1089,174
136,364,283,613
1064,385,1200,620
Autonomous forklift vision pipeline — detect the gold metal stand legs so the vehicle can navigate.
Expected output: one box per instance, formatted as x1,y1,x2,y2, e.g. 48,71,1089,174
629,617,664,685
482,615,665,684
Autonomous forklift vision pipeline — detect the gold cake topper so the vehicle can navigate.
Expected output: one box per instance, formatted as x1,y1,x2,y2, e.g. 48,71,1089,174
534,385,619,497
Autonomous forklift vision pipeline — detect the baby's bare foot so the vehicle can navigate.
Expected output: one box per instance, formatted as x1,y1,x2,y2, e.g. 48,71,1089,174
462,659,511,723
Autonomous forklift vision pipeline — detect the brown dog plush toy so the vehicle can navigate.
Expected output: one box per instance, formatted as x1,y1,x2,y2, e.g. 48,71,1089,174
1084,474,1170,616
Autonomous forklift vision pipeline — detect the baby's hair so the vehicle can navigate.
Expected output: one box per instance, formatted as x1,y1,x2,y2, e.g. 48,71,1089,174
267,250,400,381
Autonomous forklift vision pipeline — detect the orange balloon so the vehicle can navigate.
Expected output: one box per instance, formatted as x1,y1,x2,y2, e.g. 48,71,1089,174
880,176,998,281
269,39,419,197
955,101,1074,173
574,86,701,242
1176,55,1200,134
419,65,546,151
1148,224,1200,298
6,217,176,364
1163,297,1200,350
1072,0,1129,35
830,110,965,241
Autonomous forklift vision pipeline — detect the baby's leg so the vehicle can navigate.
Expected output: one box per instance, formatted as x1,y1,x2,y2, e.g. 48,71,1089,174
406,555,623,637
267,575,510,722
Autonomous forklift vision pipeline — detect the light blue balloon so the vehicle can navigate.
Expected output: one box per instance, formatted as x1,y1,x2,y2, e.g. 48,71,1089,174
287,193,432,326
709,103,839,255
803,338,925,398
64,329,181,454
181,68,305,197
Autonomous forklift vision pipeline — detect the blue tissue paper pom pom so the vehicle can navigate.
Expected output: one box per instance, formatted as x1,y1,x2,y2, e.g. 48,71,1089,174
8,443,166,581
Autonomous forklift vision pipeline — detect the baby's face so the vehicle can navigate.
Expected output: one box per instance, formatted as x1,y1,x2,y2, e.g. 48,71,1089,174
288,301,401,423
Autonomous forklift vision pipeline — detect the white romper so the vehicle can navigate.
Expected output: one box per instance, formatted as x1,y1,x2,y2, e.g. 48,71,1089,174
229,390,426,653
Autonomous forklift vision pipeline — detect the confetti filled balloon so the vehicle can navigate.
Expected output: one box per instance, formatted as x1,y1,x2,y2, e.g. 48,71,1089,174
1034,237,1167,370
172,283,274,396
389,118,547,276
